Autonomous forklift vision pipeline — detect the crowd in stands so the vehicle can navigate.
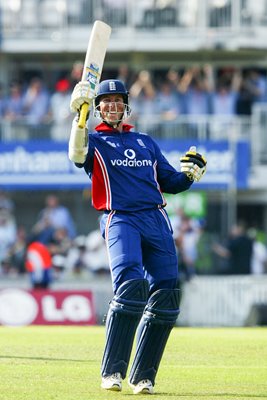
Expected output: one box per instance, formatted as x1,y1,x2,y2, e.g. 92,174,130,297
0,64,267,141
0,191,266,288
0,191,110,288
171,208,267,281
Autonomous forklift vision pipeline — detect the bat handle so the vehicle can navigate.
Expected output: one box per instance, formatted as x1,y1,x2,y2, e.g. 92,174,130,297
78,102,89,129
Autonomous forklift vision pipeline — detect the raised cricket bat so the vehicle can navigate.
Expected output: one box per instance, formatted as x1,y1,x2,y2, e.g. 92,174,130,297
78,20,112,129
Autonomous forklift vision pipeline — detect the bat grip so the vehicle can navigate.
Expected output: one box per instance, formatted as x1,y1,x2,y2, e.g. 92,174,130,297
78,103,89,129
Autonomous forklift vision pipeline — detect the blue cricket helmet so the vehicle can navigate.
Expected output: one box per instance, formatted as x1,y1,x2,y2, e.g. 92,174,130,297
94,79,129,108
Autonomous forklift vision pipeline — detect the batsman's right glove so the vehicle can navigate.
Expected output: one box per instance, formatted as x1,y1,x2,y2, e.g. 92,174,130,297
70,81,95,113
180,146,207,182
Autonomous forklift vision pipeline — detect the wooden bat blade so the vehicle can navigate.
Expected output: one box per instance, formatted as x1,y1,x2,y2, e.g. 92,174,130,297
78,20,112,129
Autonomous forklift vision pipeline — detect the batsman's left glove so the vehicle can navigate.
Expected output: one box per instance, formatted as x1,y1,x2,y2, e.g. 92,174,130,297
180,146,207,182
70,81,95,113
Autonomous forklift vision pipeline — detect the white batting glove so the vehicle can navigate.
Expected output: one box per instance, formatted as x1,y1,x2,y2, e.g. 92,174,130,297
70,81,95,113
180,146,207,182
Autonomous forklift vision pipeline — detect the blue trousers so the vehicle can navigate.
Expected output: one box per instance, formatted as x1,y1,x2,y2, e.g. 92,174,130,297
100,208,178,293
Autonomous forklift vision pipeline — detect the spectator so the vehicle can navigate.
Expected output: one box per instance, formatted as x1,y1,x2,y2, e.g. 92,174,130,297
116,63,133,87
4,81,24,121
179,66,212,115
175,214,199,280
65,235,89,275
0,190,15,212
209,67,242,138
25,240,53,289
6,225,27,275
69,60,83,89
129,70,160,132
156,80,182,121
86,229,109,275
65,231,110,276
49,78,72,141
213,222,253,274
50,226,72,251
22,76,50,137
32,194,76,241
195,219,217,275
210,68,241,116
248,228,267,275
236,68,267,115
0,209,17,274
3,81,28,139
45,227,73,279
0,82,6,117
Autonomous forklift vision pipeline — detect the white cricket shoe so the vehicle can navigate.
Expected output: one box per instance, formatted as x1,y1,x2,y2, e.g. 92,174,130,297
101,372,122,391
132,379,154,395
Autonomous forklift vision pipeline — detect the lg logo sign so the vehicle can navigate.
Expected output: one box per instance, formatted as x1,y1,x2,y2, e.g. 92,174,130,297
0,289,96,326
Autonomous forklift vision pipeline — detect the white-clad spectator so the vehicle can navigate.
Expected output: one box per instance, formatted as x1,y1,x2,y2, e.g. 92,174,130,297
0,209,17,273
86,230,110,275
248,229,267,275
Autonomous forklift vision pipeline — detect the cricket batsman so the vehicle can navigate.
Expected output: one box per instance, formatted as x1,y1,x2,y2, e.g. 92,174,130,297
68,79,207,394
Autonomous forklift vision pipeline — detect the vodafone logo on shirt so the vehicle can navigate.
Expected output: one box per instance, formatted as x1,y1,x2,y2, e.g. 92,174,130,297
0,289,96,326
111,148,152,167
124,149,136,159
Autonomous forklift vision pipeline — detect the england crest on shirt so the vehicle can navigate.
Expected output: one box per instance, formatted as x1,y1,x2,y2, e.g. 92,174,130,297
137,139,146,148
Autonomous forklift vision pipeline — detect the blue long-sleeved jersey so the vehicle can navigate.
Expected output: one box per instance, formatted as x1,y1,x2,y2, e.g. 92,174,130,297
75,122,193,211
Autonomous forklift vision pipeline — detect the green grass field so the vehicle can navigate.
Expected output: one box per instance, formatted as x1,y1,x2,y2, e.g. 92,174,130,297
0,326,266,400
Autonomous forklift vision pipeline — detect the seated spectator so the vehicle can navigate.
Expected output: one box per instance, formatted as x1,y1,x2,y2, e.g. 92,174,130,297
0,209,17,274
86,230,110,275
65,231,109,276
65,235,89,275
48,227,72,260
32,194,76,242
6,225,27,275
25,240,53,289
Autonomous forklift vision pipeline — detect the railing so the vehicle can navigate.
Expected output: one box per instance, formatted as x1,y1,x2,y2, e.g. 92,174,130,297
179,275,267,327
1,0,267,40
2,101,267,169
134,113,251,141
0,110,261,164
0,113,251,141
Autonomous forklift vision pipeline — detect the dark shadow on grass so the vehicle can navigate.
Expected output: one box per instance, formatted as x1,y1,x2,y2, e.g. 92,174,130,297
0,355,91,362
